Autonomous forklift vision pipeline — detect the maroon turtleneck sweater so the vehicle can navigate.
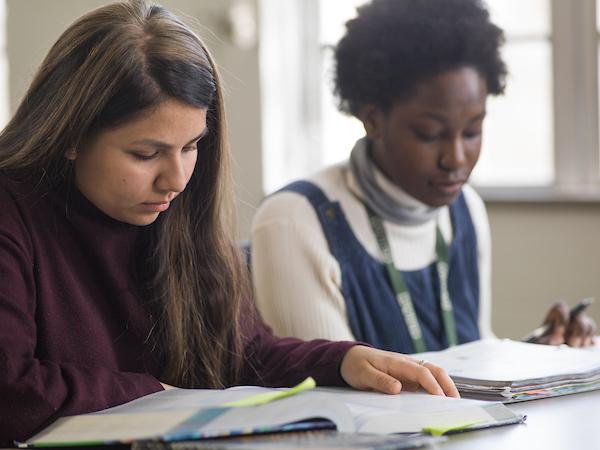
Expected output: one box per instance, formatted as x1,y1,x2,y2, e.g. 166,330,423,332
0,175,355,445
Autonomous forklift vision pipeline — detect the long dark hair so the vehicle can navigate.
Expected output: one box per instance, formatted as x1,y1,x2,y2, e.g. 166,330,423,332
0,0,245,388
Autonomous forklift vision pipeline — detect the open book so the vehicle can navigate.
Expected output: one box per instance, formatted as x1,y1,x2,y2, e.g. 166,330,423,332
19,384,524,447
418,338,600,402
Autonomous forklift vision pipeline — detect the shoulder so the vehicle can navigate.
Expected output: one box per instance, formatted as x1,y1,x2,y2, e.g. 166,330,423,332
0,174,37,217
309,163,349,198
0,173,26,198
0,174,40,253
253,164,348,230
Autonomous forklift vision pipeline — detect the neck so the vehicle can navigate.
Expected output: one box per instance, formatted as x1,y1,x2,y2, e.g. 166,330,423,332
349,137,441,225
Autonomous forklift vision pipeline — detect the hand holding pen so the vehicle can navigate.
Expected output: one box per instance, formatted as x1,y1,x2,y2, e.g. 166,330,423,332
523,297,596,347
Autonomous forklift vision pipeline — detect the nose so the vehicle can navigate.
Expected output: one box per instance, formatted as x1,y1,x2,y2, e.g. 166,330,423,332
156,154,189,194
439,135,467,171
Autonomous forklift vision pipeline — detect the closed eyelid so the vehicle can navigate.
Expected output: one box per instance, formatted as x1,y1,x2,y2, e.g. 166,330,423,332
185,139,201,148
411,124,443,135
130,151,159,161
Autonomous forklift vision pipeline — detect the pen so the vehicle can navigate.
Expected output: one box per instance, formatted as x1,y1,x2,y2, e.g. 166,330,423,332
569,297,594,320
522,297,594,343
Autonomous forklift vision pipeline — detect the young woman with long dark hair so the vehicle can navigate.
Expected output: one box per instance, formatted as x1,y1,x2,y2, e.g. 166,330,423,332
0,0,457,444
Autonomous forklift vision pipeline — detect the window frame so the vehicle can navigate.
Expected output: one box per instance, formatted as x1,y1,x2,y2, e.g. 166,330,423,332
552,0,599,188
259,0,600,201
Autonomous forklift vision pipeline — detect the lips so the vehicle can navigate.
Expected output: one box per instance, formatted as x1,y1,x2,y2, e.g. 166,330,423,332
430,178,466,195
144,200,170,205
140,201,171,212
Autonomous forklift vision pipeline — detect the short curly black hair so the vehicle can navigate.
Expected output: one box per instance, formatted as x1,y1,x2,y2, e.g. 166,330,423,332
334,0,507,116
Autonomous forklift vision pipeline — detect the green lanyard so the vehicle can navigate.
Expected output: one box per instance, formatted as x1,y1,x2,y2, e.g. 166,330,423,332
366,208,458,353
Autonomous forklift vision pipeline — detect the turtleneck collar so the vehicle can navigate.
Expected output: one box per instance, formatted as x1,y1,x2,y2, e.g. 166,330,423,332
349,137,441,225
53,177,141,231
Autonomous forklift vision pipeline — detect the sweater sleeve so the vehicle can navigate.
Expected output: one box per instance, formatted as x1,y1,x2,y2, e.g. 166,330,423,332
251,192,356,341
238,291,358,388
0,188,162,444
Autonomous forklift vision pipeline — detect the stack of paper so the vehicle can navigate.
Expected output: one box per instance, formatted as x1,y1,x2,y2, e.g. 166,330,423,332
418,338,600,402
18,382,524,447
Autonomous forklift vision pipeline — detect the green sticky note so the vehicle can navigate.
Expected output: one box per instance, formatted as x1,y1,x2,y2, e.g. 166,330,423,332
422,420,483,436
223,377,316,407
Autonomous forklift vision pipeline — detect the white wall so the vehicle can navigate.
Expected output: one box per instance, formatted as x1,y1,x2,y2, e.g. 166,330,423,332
6,1,600,339
488,202,600,339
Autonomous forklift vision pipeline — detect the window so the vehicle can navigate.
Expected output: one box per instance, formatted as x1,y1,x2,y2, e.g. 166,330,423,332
260,0,600,200
473,0,553,187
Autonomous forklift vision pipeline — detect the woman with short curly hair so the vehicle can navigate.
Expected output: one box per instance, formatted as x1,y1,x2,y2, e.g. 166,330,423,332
252,0,595,353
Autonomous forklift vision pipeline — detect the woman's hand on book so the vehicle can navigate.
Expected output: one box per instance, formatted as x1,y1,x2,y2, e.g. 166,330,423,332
340,345,460,397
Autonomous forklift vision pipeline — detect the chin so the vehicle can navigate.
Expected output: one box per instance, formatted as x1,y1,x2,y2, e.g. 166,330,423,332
423,191,461,208
137,216,161,226
120,214,160,226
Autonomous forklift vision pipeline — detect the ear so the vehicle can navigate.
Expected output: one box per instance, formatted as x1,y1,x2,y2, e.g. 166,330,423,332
356,104,385,141
64,148,77,161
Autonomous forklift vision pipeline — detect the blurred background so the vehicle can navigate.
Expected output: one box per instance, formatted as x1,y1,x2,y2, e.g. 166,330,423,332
6,0,600,339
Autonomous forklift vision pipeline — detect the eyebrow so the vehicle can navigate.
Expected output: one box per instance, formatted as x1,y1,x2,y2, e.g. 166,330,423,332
129,128,209,150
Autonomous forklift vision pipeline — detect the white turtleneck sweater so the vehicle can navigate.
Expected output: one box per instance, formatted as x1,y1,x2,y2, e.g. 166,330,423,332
251,162,493,343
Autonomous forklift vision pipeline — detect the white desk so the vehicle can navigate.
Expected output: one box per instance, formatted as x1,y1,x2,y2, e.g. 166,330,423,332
442,390,600,449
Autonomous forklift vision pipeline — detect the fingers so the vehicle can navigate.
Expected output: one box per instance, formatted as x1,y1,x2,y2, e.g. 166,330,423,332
537,301,570,345
367,358,450,396
536,325,565,345
362,363,403,394
384,358,445,396
379,354,459,397
340,346,405,394
536,302,597,348
543,301,570,327
583,329,597,347
567,315,597,347
421,361,460,398
340,346,459,398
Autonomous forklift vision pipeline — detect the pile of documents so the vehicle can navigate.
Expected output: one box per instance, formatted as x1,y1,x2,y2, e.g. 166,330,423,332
419,339,600,402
